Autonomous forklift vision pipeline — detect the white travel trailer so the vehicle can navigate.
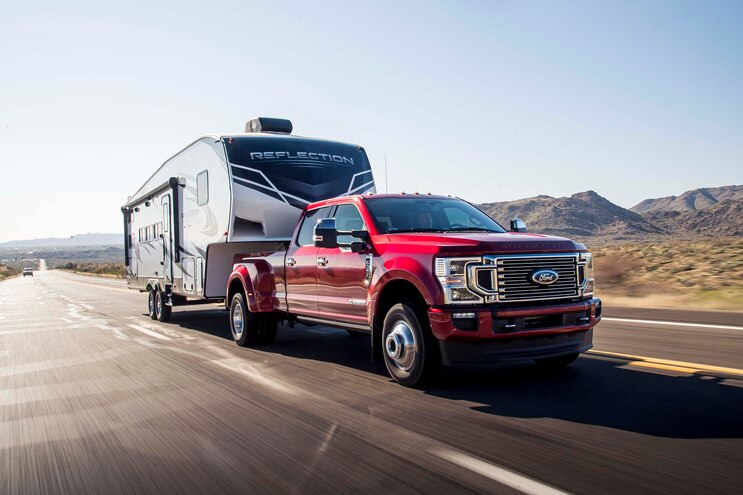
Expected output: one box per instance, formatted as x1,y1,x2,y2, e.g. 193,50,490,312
122,118,375,321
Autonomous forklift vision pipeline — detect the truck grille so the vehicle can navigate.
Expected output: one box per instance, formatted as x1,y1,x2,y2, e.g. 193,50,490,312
471,254,579,303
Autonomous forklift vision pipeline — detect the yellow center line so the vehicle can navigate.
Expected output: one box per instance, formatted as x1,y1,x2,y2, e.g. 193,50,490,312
588,350,743,377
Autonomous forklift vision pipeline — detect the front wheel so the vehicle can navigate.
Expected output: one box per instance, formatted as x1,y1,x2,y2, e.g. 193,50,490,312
382,303,441,387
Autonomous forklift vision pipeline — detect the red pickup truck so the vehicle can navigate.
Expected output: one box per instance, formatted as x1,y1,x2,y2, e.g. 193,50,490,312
226,193,601,386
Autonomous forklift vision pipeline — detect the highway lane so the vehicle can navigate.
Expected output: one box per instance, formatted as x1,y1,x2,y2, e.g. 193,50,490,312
1,270,742,494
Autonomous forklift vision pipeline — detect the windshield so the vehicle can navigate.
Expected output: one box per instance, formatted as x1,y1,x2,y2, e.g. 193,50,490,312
364,197,507,234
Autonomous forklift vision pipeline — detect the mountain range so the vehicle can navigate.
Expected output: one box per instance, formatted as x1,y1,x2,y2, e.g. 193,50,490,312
480,184,743,242
0,233,122,248
0,185,740,247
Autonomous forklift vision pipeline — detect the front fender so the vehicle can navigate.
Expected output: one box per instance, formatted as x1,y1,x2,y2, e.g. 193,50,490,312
369,256,442,317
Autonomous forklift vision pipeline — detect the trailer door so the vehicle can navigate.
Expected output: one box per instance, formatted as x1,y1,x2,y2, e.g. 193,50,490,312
162,195,173,284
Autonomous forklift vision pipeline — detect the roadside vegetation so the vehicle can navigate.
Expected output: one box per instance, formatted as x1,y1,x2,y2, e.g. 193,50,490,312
593,237,743,310
59,262,127,279
0,264,22,282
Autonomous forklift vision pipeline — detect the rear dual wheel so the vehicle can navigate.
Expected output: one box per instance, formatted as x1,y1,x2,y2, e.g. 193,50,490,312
229,293,277,346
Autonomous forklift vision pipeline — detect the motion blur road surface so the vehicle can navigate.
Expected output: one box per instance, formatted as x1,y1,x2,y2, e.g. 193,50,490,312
1,269,742,494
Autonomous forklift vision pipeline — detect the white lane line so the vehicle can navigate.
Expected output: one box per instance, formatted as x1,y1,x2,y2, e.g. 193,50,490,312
432,449,570,495
602,317,743,331
126,324,172,341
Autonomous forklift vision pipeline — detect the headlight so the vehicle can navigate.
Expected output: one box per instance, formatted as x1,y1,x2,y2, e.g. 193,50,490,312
435,257,482,304
579,252,594,297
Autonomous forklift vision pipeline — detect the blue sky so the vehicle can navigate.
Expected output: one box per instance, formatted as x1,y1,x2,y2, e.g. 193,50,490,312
1,0,741,241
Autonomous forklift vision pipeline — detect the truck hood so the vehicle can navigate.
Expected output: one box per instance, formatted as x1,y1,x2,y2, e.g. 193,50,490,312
379,231,584,255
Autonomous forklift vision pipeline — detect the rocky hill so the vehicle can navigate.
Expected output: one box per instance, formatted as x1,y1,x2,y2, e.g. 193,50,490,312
644,200,743,237
480,191,663,240
479,186,742,242
631,185,743,214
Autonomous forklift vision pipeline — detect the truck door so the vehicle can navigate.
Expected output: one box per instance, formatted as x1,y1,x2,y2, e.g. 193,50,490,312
316,204,370,325
162,195,173,284
285,206,330,316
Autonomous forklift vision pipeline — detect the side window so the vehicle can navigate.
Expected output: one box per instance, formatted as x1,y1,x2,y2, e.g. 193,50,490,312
296,206,331,246
334,204,366,245
197,170,209,206
163,203,170,232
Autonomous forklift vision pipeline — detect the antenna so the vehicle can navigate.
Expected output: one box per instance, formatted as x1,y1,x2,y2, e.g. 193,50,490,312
384,154,389,194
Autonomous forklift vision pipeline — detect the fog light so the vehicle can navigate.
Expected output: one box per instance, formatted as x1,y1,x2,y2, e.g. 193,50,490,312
452,312,476,319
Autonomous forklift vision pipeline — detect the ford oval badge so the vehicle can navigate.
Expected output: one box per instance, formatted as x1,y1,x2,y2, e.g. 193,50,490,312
532,269,559,285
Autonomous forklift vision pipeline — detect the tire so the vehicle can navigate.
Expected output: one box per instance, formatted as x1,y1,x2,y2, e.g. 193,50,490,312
535,352,580,368
155,291,172,322
229,292,261,346
259,314,278,344
148,290,157,320
381,303,441,387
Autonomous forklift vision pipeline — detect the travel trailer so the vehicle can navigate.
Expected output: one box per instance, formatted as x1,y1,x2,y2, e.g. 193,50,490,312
122,117,375,321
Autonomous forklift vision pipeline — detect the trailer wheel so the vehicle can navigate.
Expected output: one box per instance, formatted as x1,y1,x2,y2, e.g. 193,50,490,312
535,352,579,368
148,290,157,320
229,293,260,346
154,291,172,323
381,303,441,387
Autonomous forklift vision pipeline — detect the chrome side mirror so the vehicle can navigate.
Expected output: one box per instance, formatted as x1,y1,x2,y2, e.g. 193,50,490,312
313,218,338,248
510,218,527,232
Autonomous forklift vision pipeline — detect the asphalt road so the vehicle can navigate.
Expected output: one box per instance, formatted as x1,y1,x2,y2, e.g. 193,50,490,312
1,269,742,494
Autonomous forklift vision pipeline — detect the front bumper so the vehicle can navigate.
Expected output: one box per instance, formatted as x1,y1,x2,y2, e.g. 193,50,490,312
428,298,602,365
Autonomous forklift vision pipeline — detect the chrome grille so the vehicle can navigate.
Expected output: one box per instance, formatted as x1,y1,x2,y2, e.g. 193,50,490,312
471,254,580,303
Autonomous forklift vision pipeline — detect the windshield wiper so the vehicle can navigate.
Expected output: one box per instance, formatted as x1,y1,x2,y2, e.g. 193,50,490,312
386,228,446,234
445,227,500,232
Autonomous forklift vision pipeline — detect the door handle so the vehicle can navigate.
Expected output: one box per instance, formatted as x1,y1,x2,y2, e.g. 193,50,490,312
286,257,296,267
317,256,328,267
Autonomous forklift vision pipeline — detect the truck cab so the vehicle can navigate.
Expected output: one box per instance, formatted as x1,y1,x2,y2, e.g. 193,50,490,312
227,193,601,386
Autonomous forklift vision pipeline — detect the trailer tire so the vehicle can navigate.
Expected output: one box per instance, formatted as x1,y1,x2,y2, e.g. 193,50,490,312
229,293,260,346
148,290,157,320
154,291,172,323
381,303,441,387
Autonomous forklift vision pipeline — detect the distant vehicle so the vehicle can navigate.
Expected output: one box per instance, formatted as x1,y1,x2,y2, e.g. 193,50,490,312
22,268,33,277
122,117,375,322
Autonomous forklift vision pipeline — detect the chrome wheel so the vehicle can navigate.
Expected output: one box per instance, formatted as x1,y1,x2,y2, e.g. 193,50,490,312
148,291,155,318
385,320,418,371
232,302,244,340
154,292,162,319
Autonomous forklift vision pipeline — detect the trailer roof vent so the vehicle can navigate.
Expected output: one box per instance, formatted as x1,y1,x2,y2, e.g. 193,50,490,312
245,117,293,134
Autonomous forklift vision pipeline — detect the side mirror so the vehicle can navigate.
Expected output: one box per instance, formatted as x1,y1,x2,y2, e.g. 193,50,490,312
510,218,527,232
349,241,367,253
350,230,369,241
313,218,339,248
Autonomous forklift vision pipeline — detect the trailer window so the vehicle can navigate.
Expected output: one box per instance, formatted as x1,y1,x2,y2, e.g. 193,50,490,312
197,171,209,206
296,206,331,246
